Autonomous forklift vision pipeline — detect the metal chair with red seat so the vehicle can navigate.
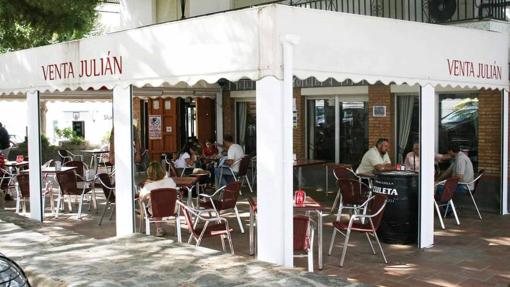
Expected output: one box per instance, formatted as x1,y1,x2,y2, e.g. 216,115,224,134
96,173,116,226
331,166,364,213
198,181,244,233
14,173,54,216
434,177,460,229
142,188,181,241
247,196,257,255
219,156,253,193
55,169,95,219
64,160,97,211
177,200,234,254
294,215,315,272
329,193,388,267
331,178,372,232
457,169,484,220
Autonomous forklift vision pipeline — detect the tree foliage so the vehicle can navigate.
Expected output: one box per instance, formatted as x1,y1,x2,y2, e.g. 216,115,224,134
0,0,100,53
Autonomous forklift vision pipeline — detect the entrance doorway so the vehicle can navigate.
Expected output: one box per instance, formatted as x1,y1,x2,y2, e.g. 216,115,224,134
307,97,368,166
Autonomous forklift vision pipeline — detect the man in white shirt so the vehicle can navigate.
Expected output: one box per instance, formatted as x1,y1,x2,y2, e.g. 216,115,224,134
356,138,394,174
437,143,474,193
215,134,245,187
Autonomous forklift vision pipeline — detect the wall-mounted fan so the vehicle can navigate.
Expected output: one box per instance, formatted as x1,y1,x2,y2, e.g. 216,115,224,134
428,0,457,22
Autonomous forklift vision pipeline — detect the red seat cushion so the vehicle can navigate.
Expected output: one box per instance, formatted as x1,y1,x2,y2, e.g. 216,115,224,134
195,222,233,237
333,220,374,233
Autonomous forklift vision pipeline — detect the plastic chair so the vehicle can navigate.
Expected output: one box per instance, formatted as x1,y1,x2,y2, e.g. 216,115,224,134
294,215,315,272
198,181,244,233
434,177,460,229
55,169,95,219
142,188,181,241
329,193,388,267
177,200,234,254
457,170,484,220
0,167,15,195
96,173,116,226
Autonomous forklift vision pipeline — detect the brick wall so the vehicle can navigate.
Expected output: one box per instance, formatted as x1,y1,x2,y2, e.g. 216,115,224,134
368,85,395,162
293,88,306,159
222,90,235,138
478,89,502,176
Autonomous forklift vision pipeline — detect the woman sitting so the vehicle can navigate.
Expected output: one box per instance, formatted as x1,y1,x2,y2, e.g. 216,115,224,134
174,143,197,176
139,162,176,237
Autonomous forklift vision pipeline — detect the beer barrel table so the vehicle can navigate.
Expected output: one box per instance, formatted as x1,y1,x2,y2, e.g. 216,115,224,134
373,171,418,244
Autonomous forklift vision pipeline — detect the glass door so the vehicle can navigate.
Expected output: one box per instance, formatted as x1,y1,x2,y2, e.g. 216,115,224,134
307,99,335,161
339,102,368,166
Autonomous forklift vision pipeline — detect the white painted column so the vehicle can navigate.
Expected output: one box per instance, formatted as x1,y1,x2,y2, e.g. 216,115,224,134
418,85,436,248
256,77,292,267
256,35,298,268
216,91,223,146
113,85,135,236
501,89,508,215
27,90,43,222
334,96,340,163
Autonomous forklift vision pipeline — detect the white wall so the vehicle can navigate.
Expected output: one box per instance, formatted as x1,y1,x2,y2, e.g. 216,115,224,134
188,0,231,17
45,102,113,147
0,101,27,144
120,0,156,29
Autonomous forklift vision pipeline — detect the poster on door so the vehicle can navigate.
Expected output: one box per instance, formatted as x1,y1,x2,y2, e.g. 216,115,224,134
148,115,162,139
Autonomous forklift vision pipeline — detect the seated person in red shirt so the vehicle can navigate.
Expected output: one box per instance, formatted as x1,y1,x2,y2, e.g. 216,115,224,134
202,139,218,159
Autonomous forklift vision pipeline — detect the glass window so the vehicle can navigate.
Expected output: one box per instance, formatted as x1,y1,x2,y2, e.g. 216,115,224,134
439,94,479,171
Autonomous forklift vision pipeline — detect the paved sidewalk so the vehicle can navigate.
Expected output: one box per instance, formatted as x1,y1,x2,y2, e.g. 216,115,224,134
0,210,369,287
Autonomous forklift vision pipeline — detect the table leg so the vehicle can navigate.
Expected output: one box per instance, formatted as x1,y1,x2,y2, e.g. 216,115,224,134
94,154,100,175
325,165,329,194
187,186,193,207
298,167,303,189
249,208,255,255
318,210,323,270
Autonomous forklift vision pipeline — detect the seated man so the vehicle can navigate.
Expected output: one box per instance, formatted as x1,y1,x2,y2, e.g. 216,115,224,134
215,134,244,187
356,138,394,174
404,143,420,172
437,143,474,194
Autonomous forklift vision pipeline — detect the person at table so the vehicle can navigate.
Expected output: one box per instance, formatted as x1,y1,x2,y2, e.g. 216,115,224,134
437,143,474,194
139,162,177,237
215,134,244,187
202,139,218,159
404,142,420,172
0,122,12,155
356,138,394,174
174,143,197,176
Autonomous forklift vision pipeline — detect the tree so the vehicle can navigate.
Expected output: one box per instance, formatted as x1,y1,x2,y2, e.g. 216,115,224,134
0,0,100,53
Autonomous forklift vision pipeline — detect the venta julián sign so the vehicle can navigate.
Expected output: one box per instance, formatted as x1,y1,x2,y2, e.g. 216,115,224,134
41,51,122,81
447,59,502,80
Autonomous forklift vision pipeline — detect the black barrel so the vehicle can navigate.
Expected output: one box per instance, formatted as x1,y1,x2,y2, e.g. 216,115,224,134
373,171,418,244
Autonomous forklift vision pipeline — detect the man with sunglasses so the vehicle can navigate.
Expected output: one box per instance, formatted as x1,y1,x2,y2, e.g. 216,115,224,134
356,138,394,174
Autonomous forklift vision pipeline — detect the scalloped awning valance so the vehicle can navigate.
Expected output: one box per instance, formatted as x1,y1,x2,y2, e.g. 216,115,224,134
0,4,507,96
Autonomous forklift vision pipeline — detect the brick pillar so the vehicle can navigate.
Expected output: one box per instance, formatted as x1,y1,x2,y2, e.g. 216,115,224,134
293,88,306,159
478,89,502,176
368,85,395,162
222,90,235,137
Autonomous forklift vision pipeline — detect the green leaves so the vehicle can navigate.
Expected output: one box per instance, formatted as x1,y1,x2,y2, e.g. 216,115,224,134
0,0,100,53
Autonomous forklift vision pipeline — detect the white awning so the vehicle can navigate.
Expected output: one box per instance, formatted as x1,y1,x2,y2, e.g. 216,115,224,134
0,4,507,95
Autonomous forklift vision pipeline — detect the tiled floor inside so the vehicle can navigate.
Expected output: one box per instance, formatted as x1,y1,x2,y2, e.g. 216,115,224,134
3,186,510,287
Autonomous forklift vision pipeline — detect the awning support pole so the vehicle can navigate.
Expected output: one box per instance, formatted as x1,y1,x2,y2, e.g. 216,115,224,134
27,90,43,222
501,89,508,215
216,90,223,146
419,84,436,248
256,34,299,268
113,85,135,236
